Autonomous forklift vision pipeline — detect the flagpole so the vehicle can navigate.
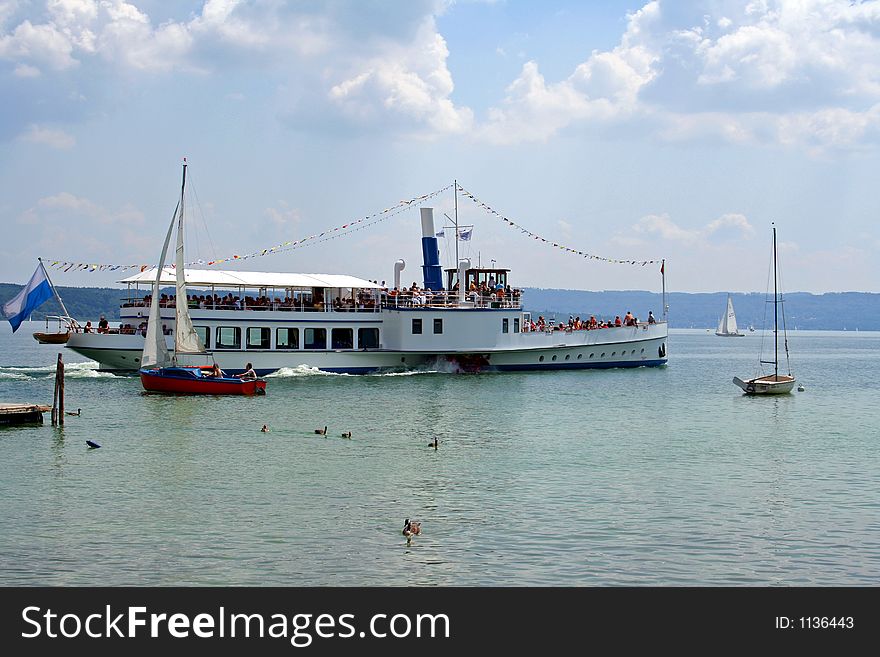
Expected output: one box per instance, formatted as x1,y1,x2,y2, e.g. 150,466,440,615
661,259,667,321
37,257,73,320
453,179,459,276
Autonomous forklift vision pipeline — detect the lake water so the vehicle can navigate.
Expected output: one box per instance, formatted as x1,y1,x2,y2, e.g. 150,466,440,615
1,322,878,585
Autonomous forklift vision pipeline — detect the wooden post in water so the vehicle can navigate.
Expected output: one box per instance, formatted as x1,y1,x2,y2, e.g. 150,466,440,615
58,353,65,426
51,354,60,426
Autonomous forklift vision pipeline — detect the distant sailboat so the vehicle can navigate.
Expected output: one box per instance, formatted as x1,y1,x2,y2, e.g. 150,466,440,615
733,224,796,395
715,294,744,337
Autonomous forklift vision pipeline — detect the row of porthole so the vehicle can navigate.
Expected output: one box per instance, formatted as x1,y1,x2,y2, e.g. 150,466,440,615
538,347,646,363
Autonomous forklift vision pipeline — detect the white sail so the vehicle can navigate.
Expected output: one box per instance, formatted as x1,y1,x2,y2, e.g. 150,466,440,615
172,163,205,358
141,209,177,369
717,295,739,335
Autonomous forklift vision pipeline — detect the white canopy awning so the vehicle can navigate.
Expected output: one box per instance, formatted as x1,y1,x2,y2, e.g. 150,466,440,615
119,268,382,289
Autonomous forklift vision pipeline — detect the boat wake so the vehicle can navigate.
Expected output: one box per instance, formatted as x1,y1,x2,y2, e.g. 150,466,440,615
266,365,345,378
0,361,117,380
265,364,445,378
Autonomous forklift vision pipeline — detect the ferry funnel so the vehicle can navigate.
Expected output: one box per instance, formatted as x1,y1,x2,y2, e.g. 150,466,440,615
420,208,443,291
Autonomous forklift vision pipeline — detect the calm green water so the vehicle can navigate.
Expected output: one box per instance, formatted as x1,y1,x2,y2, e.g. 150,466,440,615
1,322,878,586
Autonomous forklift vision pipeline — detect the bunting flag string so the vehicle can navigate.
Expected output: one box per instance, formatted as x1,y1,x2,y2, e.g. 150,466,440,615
45,184,453,274
456,184,661,267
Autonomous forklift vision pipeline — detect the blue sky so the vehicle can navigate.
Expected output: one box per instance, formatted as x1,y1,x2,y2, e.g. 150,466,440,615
1,0,878,293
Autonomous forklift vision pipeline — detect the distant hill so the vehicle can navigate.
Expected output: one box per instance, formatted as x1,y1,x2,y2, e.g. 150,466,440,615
521,289,880,331
1,282,877,330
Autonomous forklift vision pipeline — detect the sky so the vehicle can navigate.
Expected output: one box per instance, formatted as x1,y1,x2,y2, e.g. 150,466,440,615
1,0,879,294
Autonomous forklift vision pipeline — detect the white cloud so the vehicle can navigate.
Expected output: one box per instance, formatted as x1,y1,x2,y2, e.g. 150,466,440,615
13,62,40,77
328,19,473,136
0,19,78,70
476,0,880,151
630,213,701,244
479,2,661,144
19,124,75,149
625,211,755,246
264,203,301,229
3,0,880,151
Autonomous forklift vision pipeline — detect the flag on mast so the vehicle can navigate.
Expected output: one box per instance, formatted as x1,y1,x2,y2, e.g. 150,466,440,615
2,262,54,332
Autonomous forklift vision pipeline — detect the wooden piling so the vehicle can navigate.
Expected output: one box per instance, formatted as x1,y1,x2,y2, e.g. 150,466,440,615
51,357,59,426
58,354,65,426
51,353,64,426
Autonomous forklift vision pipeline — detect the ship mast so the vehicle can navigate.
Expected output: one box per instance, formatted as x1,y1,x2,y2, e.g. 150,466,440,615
772,223,778,380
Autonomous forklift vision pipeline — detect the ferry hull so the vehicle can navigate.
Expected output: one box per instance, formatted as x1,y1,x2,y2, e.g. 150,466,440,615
67,324,669,374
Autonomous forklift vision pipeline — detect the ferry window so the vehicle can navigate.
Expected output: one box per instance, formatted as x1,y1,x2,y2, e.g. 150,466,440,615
215,326,240,349
332,328,354,349
304,328,327,350
539,355,544,362
502,318,509,333
247,327,270,349
276,327,299,350
412,318,422,335
514,318,520,333
193,326,210,349
433,318,443,334
358,328,379,349
552,355,557,361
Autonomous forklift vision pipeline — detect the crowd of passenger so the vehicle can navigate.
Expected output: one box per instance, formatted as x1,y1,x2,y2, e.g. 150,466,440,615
522,310,656,332
78,315,172,336
120,278,524,313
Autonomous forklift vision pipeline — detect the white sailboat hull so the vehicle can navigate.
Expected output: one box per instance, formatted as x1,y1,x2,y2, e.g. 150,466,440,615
733,375,796,395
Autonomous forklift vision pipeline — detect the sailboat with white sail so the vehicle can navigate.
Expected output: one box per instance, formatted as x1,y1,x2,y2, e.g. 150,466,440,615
715,294,744,337
733,224,796,395
139,160,266,395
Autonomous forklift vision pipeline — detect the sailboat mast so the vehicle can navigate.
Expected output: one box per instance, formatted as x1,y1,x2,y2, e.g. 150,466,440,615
772,223,778,379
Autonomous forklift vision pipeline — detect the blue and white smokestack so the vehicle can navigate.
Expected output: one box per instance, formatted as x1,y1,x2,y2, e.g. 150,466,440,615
420,208,443,291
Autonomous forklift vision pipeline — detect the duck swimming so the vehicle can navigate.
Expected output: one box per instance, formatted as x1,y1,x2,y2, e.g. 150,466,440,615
314,426,327,435
428,437,439,449
341,431,352,439
402,519,421,544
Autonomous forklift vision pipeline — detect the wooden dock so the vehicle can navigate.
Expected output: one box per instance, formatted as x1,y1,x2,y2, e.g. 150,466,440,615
0,403,52,426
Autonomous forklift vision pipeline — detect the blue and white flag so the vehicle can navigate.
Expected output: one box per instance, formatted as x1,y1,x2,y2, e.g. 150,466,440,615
435,228,445,238
459,227,473,241
3,262,54,332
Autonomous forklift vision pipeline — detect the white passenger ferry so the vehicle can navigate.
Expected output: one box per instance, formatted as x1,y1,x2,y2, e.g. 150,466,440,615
64,209,668,375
